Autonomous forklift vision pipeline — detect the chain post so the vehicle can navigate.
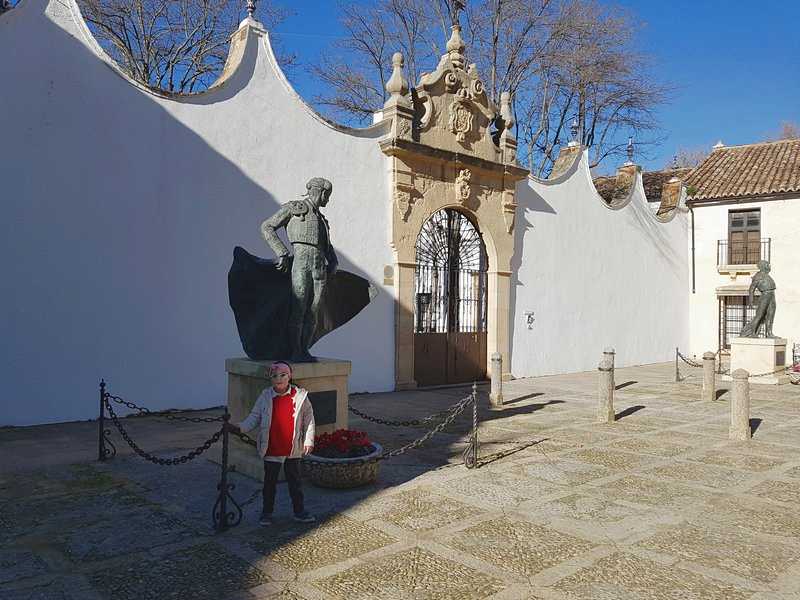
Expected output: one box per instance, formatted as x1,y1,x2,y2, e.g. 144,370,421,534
98,379,107,461
471,382,478,468
215,411,231,532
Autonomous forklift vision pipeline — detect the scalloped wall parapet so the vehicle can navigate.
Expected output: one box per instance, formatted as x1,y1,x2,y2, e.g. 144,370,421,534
0,0,397,425
512,145,690,378
538,145,688,221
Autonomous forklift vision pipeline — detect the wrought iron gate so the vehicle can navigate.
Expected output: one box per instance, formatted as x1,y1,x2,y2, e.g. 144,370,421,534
414,209,487,386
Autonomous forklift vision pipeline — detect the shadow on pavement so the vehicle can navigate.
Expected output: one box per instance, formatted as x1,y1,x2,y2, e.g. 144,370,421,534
614,405,646,420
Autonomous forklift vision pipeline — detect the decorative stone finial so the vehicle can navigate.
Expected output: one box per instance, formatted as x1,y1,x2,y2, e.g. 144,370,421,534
568,116,579,147
671,154,679,170
246,0,257,18
625,136,635,164
385,52,409,98
446,24,466,55
713,140,725,149
500,92,514,129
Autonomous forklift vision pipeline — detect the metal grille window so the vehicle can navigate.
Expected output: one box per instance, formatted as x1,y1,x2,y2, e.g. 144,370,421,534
414,209,487,334
719,295,764,350
727,209,761,264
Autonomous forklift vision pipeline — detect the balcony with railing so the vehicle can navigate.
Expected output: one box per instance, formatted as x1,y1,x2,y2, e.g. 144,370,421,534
717,238,771,271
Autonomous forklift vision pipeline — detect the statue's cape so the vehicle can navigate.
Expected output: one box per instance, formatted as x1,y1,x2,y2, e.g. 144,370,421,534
228,246,375,360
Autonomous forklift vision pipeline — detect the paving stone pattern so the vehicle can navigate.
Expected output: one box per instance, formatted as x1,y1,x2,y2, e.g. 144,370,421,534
1,362,800,599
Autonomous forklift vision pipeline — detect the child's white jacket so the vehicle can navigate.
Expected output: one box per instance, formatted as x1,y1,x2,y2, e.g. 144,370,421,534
237,385,315,459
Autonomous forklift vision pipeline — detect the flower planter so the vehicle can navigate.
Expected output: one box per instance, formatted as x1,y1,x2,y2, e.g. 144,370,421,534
301,443,383,489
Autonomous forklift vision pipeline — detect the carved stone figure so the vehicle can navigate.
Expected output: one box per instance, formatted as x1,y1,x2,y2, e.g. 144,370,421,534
228,178,375,362
740,260,777,338
455,169,472,203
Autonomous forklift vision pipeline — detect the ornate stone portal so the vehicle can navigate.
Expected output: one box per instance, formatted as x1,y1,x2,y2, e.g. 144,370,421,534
380,22,529,388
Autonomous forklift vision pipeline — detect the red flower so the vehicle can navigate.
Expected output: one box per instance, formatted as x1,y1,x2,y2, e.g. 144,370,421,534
313,428,373,458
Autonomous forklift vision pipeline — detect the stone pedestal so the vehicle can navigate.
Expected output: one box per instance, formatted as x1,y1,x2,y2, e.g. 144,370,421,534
725,337,789,385
223,357,351,481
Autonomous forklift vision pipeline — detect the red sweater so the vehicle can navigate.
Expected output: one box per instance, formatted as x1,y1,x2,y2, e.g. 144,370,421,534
265,387,296,457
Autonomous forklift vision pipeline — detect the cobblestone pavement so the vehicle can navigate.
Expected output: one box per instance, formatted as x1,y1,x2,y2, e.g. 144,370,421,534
2,362,800,599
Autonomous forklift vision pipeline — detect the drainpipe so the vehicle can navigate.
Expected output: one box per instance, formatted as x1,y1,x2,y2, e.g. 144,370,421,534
689,206,696,294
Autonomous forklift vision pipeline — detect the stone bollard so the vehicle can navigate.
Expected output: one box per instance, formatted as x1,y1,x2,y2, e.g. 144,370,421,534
730,369,751,440
603,347,616,369
489,352,503,408
597,355,614,424
702,351,716,402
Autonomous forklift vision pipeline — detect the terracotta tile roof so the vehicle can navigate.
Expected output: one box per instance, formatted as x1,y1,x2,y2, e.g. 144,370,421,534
685,138,800,202
593,167,691,204
643,168,692,201
592,175,617,203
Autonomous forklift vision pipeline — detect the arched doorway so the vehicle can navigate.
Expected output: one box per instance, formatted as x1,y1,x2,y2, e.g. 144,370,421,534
413,208,488,386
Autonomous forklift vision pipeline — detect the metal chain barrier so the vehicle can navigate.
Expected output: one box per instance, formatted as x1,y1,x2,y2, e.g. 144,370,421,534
97,380,481,533
347,402,460,428
675,348,702,382
104,396,223,466
378,392,475,461
234,389,479,467
675,349,800,383
105,393,224,423
747,365,797,379
231,429,257,447
676,348,732,380
677,350,703,368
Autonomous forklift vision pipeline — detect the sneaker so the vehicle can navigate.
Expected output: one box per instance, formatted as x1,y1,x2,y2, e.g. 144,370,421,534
259,513,273,526
293,511,316,523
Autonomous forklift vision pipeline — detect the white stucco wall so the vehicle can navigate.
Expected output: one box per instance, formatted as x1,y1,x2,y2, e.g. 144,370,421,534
510,151,690,377
0,0,394,426
689,198,800,359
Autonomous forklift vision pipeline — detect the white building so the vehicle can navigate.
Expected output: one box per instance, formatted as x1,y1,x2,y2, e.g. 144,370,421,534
685,139,800,362
1,0,688,425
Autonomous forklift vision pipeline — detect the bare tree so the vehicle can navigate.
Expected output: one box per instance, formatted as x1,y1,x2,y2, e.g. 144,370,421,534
311,0,668,176
665,146,708,169
310,0,452,120
77,0,292,94
522,1,670,175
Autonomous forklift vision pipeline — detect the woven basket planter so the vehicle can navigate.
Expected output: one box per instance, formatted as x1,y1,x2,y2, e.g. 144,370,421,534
301,443,383,489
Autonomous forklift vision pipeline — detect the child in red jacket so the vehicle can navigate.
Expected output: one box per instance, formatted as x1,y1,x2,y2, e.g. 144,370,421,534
233,361,315,525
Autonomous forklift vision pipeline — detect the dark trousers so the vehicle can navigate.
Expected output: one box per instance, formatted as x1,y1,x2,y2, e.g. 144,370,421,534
262,458,304,515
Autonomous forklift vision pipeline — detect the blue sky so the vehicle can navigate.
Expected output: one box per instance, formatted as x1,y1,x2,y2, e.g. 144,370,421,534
272,0,799,172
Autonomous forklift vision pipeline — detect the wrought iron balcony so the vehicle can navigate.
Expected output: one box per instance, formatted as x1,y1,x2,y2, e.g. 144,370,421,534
717,238,771,267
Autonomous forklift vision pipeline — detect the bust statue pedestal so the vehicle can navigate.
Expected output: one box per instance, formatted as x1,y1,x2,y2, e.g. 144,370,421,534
724,337,789,385
220,357,351,481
